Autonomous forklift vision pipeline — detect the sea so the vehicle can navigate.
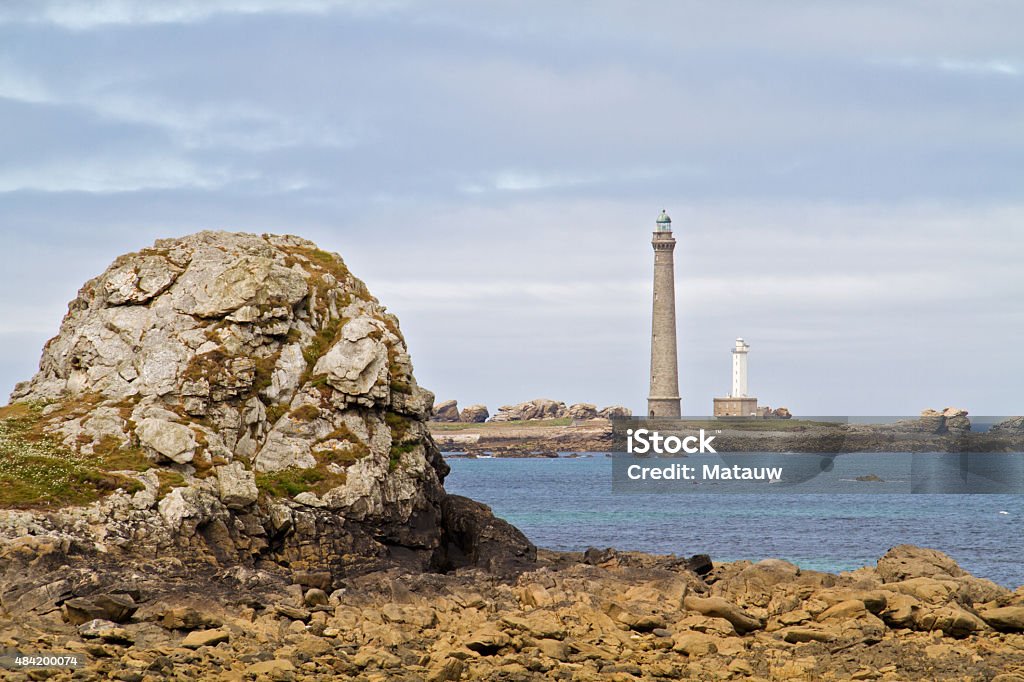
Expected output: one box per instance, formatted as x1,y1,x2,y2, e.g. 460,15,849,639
444,452,1024,588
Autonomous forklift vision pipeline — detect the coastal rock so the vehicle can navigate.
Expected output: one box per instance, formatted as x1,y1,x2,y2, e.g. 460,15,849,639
683,595,765,634
312,317,389,398
490,398,567,422
917,408,971,434
136,418,197,464
877,545,966,582
990,416,1024,433
772,407,792,419
431,399,460,422
215,461,258,509
941,407,971,432
2,231,529,583
181,628,231,649
567,403,598,420
598,405,632,419
63,593,139,625
0,541,1019,680
979,606,1024,632
439,495,537,573
459,404,489,423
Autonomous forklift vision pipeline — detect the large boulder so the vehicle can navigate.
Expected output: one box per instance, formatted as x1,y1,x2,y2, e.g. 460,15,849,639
431,399,460,422
567,403,598,420
917,408,971,434
459,404,489,423
877,545,966,583
3,231,527,582
598,405,632,419
941,407,971,433
438,495,536,573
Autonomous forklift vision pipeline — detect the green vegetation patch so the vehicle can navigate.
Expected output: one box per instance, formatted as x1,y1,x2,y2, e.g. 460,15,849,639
265,404,288,425
253,350,282,393
182,349,228,384
676,419,845,432
289,404,322,422
385,411,421,471
0,404,144,509
255,467,346,498
156,469,186,499
316,424,371,465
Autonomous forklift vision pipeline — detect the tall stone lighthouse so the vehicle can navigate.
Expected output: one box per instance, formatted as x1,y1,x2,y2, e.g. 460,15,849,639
647,210,682,417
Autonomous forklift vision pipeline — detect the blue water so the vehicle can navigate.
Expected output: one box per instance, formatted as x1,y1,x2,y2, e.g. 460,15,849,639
444,453,1024,588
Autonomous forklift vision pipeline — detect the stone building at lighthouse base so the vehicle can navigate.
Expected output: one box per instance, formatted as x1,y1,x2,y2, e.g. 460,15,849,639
713,396,763,417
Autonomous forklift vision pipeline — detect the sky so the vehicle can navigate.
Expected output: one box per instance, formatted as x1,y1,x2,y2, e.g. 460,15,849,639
1,0,1022,416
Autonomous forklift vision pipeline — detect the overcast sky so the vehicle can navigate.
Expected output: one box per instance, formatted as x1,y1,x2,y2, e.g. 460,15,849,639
1,0,1022,416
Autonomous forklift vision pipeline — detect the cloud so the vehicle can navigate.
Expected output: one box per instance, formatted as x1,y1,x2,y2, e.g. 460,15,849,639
85,94,358,152
0,0,402,30
937,58,1020,76
459,166,693,194
879,56,1021,77
0,63,356,152
0,155,248,193
0,63,55,104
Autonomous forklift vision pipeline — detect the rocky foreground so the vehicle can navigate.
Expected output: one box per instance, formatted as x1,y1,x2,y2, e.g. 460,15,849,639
2,542,1024,681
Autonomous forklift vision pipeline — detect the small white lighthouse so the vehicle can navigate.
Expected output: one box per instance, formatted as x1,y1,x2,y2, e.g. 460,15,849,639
713,337,761,417
731,338,750,398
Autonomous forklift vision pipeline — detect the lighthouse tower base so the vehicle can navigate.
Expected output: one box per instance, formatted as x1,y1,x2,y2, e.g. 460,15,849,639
648,396,681,418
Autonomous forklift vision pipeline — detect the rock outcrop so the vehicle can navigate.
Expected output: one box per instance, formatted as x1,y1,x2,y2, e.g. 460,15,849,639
488,399,632,422
598,405,632,419
567,403,598,420
431,399,460,422
490,398,568,422
2,231,531,585
459,404,489,423
990,416,1024,434
918,407,971,434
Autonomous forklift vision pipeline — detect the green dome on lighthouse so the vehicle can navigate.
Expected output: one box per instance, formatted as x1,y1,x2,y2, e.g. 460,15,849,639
655,209,672,231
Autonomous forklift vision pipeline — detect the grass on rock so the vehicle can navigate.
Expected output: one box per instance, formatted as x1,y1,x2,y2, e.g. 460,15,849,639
0,403,145,509
255,467,346,498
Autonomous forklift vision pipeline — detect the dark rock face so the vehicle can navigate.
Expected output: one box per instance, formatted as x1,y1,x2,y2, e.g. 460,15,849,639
990,416,1024,433
437,495,537,573
686,554,714,576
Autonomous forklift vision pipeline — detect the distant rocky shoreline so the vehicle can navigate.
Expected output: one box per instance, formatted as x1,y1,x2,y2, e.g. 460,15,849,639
432,409,1024,457
430,397,632,424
